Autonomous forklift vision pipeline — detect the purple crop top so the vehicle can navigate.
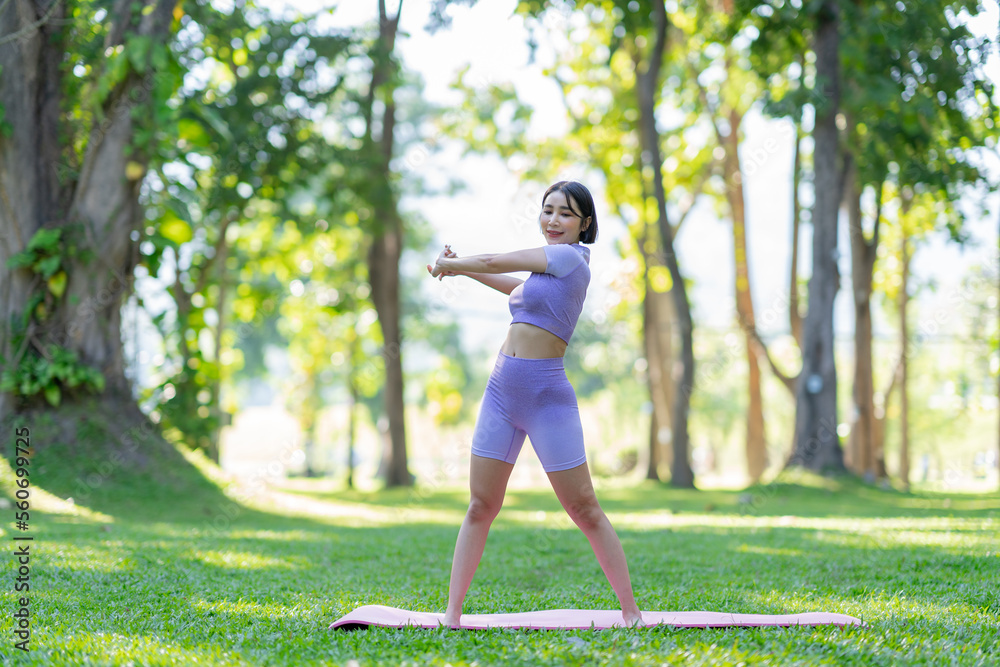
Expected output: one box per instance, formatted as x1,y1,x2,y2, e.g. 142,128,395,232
508,243,591,344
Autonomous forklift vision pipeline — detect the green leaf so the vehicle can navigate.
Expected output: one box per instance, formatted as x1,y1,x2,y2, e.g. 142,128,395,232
5,251,35,270
44,384,61,407
27,227,61,252
192,105,234,143
96,48,130,107
37,255,61,279
22,293,43,328
177,118,212,149
151,43,169,71
126,34,153,72
159,211,193,246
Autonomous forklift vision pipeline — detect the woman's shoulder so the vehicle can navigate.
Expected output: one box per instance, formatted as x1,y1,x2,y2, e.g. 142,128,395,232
544,243,590,258
543,243,590,277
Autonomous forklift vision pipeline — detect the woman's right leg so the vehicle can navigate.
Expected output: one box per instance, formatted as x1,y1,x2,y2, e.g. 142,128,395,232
443,454,515,627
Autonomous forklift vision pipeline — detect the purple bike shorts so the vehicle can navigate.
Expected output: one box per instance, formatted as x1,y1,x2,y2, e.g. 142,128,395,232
470,351,588,473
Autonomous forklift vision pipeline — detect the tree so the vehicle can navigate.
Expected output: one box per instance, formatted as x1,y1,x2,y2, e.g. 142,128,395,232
839,0,996,481
547,0,699,486
1,0,429,496
738,0,842,470
684,0,770,482
1,0,178,426
786,0,845,472
898,217,911,491
874,187,951,490
636,0,695,487
444,1,708,486
139,2,354,461
361,0,412,487
739,0,997,477
736,3,815,384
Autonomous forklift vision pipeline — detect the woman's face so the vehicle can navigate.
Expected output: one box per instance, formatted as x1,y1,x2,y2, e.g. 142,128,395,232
539,189,588,244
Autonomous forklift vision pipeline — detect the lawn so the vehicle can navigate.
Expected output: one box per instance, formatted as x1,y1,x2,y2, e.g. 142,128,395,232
1,429,999,666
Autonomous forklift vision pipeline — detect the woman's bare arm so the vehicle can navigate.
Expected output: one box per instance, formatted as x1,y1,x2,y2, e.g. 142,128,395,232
458,272,524,295
427,246,534,295
435,247,547,275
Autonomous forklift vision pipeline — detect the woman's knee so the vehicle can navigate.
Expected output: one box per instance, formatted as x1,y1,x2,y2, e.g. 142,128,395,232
466,495,502,524
565,495,604,531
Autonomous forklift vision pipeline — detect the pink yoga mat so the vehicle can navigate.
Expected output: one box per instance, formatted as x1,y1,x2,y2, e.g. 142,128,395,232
330,604,865,630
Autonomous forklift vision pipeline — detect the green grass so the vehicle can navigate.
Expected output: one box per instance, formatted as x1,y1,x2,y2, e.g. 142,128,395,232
2,427,999,666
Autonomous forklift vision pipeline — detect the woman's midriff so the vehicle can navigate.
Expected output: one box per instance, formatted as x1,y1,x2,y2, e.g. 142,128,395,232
499,322,567,359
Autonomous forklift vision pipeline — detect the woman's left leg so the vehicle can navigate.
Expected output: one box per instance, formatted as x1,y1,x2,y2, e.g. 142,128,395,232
546,462,644,626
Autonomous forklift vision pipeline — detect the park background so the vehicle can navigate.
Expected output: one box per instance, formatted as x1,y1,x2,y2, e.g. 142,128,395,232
1,0,999,665
121,0,1000,493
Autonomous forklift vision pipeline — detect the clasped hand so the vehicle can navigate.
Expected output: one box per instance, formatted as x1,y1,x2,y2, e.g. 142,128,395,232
427,245,458,280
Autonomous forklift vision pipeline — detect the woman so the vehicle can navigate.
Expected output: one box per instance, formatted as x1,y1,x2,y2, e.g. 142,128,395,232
427,180,644,628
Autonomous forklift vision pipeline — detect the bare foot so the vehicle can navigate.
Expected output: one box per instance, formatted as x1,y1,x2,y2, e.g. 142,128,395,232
442,613,462,629
623,611,646,628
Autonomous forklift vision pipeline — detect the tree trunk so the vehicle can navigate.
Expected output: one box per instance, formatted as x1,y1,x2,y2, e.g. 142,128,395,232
899,229,911,492
1,0,176,420
653,280,677,475
0,1,65,402
787,1,846,473
347,325,359,489
636,0,694,487
872,409,886,478
643,288,659,482
646,408,660,481
721,107,767,484
789,117,804,349
873,352,902,480
846,163,879,480
209,236,229,464
744,332,766,482
640,218,675,482
304,370,322,477
654,287,676,474
364,0,411,487
368,228,410,486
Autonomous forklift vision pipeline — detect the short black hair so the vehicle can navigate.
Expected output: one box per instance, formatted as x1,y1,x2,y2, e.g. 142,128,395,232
542,180,599,244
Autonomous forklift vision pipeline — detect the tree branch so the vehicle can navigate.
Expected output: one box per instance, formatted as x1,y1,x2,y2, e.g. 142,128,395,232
193,213,235,297
648,0,668,82
880,350,904,401
674,166,711,235
687,59,725,146
789,119,803,348
0,0,60,47
747,327,798,395
871,178,883,253
837,150,852,216
0,172,24,253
